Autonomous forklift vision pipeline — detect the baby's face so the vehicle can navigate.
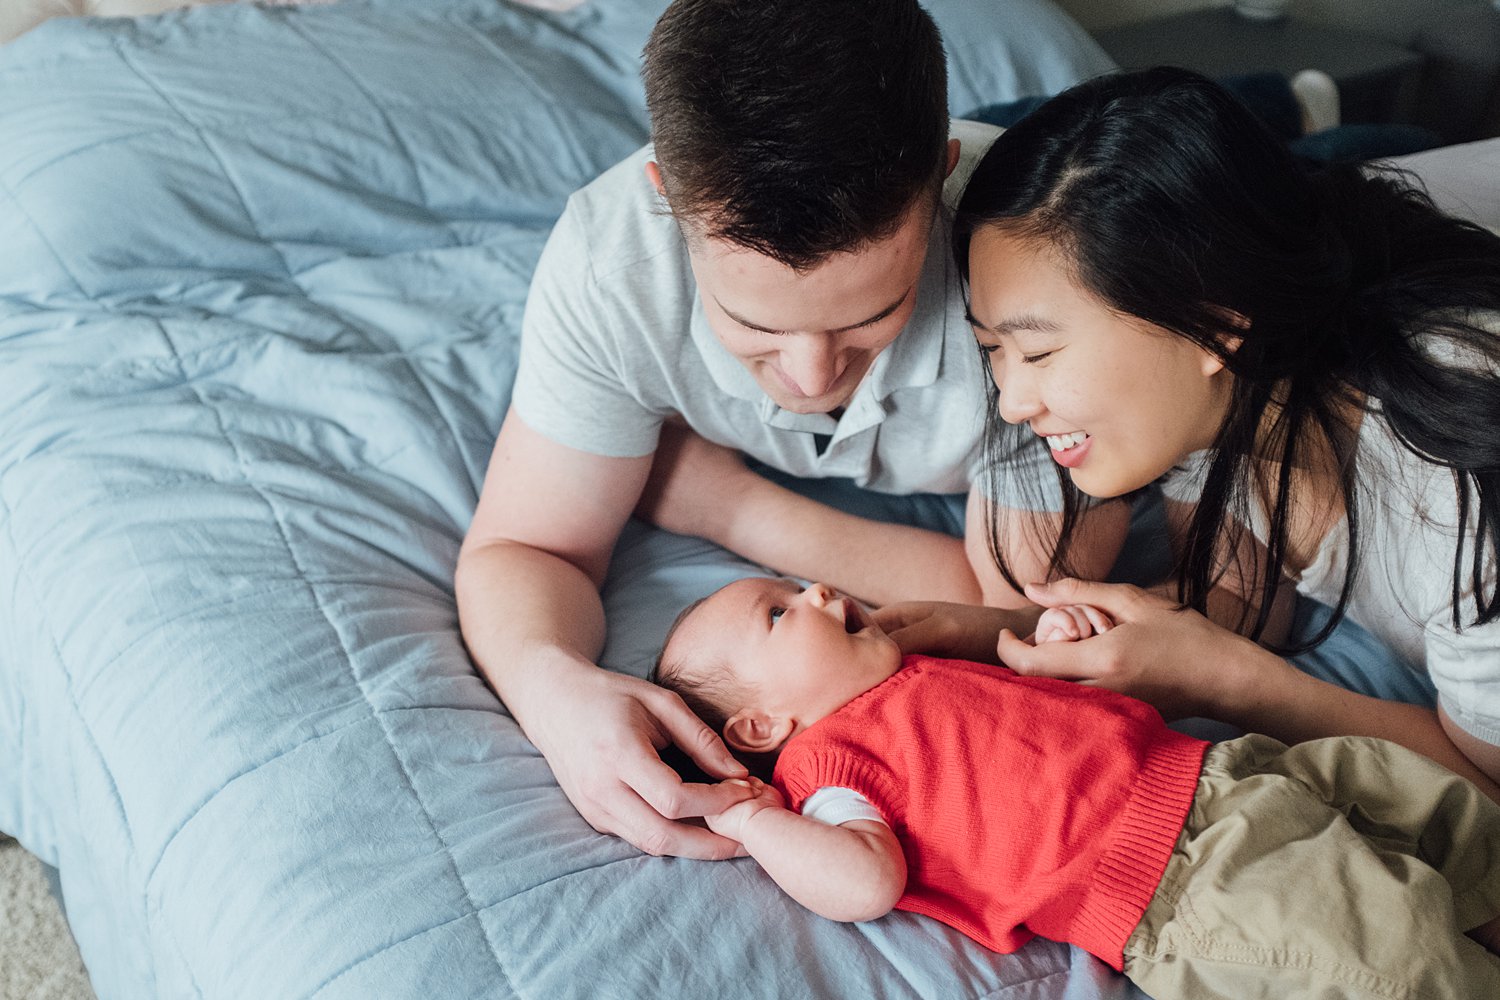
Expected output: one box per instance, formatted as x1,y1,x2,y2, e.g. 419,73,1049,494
670,577,903,730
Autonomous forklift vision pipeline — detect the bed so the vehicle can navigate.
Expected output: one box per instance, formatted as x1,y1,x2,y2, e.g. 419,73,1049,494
3,1,1496,997
0,1,1143,997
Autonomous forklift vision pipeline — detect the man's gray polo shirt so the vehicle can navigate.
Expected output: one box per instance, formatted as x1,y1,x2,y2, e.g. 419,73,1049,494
512,119,1051,500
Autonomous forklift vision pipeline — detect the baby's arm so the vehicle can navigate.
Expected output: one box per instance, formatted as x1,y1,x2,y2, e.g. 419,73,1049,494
1033,603,1114,644
707,779,907,922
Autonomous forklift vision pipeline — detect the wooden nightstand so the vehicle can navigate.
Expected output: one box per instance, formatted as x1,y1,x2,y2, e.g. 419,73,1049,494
1093,8,1426,125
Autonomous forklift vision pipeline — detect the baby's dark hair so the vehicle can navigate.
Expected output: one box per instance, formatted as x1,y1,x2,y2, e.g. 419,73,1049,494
651,594,777,779
651,596,740,732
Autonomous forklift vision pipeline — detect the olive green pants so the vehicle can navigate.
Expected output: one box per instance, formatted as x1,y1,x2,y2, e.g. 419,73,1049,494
1123,734,1500,1000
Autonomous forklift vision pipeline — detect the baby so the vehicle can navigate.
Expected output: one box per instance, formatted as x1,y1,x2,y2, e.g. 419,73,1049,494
653,576,1500,999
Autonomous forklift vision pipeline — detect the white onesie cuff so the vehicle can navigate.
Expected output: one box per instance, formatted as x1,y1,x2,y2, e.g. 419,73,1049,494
801,787,888,828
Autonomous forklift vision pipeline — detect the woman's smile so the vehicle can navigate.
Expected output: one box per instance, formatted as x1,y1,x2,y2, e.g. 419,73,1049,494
1044,431,1092,468
967,226,1233,498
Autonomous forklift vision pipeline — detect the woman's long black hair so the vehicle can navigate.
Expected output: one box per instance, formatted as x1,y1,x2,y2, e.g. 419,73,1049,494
953,67,1500,647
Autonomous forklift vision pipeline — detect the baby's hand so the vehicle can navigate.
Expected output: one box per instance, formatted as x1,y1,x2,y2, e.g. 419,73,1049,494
1033,603,1114,644
703,777,785,843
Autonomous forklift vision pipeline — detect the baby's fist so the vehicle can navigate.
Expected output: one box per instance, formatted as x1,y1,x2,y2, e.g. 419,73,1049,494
703,777,784,842
1034,603,1114,644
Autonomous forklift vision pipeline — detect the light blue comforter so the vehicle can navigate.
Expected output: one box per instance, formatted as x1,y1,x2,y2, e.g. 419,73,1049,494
0,1,1149,996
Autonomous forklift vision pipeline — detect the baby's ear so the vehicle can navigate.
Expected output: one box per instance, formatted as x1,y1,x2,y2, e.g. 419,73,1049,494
724,710,796,755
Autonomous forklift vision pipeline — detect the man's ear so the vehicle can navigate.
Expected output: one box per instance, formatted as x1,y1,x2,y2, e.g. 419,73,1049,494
724,710,796,755
645,160,665,195
943,138,961,179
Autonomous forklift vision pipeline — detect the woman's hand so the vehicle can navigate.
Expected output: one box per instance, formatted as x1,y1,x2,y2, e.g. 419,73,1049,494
872,600,1040,663
995,578,1263,720
635,422,752,543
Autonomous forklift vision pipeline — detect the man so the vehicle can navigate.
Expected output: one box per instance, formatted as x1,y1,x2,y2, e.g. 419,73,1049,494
455,0,1118,860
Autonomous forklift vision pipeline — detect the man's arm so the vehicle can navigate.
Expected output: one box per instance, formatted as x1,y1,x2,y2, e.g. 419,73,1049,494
456,410,753,858
870,494,1133,656
635,424,982,607
705,482,982,607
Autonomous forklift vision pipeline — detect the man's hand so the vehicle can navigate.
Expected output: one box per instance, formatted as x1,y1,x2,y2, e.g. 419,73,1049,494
635,422,751,542
458,414,757,858
872,600,1041,663
525,656,758,859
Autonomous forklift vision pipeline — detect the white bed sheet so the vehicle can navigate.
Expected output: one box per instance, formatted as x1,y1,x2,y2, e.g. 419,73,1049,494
1393,136,1500,234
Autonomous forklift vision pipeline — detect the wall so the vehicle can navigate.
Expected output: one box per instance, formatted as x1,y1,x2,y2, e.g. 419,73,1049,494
1059,0,1500,140
1056,0,1222,31
1059,0,1485,41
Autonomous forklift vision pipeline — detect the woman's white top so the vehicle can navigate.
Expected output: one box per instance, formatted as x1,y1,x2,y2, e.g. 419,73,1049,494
1160,407,1500,746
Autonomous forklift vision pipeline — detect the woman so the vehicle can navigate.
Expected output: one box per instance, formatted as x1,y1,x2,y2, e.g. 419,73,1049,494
895,67,1500,795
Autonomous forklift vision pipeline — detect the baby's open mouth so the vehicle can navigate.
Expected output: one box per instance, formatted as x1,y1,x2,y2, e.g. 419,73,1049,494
840,598,868,634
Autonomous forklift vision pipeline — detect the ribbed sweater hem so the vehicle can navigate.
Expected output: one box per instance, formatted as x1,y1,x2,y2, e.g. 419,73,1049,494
1067,729,1208,971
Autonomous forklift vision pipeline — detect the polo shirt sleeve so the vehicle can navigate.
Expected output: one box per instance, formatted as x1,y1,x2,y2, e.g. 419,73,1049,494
510,202,664,459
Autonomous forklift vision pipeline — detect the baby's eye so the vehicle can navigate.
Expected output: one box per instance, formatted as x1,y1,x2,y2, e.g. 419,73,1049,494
769,606,786,625
1021,351,1053,364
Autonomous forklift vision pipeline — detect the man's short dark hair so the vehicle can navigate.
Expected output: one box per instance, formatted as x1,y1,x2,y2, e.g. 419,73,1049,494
642,0,950,270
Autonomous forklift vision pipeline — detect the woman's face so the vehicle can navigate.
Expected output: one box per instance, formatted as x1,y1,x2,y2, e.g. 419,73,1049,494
965,226,1234,498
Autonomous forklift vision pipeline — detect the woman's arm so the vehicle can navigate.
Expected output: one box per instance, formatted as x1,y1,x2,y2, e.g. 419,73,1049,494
707,780,907,922
1155,497,1299,647
1219,639,1500,796
964,489,1132,608
995,579,1500,802
1440,710,1500,789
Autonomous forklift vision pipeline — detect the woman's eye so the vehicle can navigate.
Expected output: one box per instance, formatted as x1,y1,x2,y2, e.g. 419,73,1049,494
769,606,786,625
978,344,1000,356
1022,351,1054,364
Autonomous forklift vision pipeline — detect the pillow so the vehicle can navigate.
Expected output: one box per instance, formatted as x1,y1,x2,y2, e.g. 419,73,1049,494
927,0,1117,114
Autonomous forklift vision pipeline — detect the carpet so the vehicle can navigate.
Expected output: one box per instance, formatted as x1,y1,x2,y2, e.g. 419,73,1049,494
0,836,93,1000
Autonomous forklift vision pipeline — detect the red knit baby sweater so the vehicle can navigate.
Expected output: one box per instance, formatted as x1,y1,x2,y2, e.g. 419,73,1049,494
772,654,1208,970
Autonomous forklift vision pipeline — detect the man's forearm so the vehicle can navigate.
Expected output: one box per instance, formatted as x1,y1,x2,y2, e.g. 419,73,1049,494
712,480,981,607
454,538,608,724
